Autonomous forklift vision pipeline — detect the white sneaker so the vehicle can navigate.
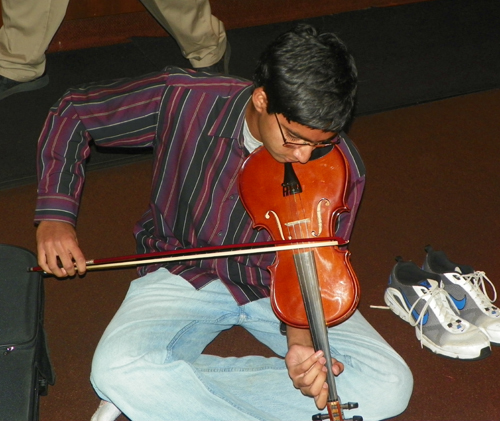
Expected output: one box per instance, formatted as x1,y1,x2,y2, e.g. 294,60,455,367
90,400,121,421
424,246,500,345
385,257,491,360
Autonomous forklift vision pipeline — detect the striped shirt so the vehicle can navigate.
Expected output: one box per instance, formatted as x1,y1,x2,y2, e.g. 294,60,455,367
35,67,365,305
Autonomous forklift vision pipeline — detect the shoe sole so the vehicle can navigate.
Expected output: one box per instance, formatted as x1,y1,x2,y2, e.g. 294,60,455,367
415,327,491,360
222,41,231,75
384,288,491,360
0,74,49,101
384,288,413,324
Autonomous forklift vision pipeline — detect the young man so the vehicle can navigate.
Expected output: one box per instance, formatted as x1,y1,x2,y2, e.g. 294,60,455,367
35,24,413,420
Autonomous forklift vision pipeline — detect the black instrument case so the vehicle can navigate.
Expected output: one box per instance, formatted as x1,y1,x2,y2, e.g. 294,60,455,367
0,244,54,421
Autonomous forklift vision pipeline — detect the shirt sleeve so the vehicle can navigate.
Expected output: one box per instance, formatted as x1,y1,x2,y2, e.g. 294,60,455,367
335,132,366,241
35,71,169,226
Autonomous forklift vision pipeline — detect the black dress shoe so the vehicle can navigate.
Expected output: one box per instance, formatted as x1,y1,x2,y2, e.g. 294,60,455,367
195,41,231,75
0,74,49,101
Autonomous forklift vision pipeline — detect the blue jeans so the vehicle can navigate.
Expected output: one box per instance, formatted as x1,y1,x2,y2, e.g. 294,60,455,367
91,269,412,421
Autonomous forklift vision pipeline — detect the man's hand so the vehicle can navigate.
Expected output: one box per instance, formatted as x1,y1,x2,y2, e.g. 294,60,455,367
285,326,344,409
36,221,86,278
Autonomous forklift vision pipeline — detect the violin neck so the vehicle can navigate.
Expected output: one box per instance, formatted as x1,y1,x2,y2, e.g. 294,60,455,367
293,251,339,403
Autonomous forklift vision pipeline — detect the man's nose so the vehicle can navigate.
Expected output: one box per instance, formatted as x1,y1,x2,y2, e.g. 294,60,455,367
293,145,314,163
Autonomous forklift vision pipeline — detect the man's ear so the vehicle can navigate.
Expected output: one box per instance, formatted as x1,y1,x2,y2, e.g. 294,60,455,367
252,87,268,114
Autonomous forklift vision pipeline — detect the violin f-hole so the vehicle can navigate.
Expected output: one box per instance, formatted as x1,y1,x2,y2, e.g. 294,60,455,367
312,198,330,237
265,211,286,240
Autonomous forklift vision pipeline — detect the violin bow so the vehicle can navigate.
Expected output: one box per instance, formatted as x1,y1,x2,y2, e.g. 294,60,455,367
28,237,347,274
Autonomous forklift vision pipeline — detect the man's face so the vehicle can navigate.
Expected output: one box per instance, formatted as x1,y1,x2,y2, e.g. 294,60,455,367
259,112,338,164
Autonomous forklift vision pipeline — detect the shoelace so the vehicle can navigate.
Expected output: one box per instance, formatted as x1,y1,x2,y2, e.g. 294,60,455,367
459,271,498,316
462,271,498,302
407,285,464,347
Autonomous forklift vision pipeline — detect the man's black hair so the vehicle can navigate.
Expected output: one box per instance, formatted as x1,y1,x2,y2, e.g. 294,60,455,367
254,24,357,132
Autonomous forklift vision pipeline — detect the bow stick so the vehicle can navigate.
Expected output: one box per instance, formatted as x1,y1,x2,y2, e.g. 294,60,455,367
28,237,347,274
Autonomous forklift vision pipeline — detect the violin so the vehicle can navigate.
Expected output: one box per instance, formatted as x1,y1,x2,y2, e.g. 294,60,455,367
238,143,362,421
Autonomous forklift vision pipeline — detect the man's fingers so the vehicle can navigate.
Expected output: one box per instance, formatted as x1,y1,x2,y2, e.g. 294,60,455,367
313,383,329,410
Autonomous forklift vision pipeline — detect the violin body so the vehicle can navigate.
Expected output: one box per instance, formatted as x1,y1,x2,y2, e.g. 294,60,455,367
239,145,360,328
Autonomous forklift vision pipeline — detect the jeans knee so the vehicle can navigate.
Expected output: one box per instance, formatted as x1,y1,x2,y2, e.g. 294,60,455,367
377,360,413,418
90,336,135,399
350,354,413,421
90,347,118,398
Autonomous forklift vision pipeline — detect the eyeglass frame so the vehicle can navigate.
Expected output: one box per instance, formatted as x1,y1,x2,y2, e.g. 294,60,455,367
274,113,339,148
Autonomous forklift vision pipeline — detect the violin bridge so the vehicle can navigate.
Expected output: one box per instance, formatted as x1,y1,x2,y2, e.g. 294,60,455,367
284,218,310,227
285,218,312,240
266,201,331,240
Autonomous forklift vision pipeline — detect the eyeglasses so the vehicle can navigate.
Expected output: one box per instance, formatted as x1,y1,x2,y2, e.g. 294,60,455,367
274,114,338,148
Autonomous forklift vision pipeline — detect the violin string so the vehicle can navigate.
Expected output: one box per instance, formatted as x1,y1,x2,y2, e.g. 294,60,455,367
286,189,322,320
294,191,314,255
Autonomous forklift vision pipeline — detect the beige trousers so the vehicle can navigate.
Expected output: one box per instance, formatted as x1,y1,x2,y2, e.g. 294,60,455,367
0,0,226,82
140,0,226,69
0,0,69,81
